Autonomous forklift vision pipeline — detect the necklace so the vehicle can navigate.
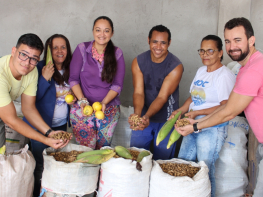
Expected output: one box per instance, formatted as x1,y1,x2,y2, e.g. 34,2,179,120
92,46,105,62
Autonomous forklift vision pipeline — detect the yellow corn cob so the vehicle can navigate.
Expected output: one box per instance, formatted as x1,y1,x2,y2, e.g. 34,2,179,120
167,128,181,149
46,44,53,67
0,145,6,155
115,146,132,159
74,151,116,164
156,111,181,146
46,44,53,81
76,149,114,160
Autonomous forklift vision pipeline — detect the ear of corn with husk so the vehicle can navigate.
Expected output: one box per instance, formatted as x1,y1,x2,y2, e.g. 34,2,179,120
74,151,115,164
115,146,133,159
156,111,181,146
167,128,181,149
46,44,53,81
136,150,151,171
76,149,113,160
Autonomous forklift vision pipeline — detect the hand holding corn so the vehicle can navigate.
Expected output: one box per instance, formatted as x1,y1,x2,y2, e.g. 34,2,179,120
42,61,54,81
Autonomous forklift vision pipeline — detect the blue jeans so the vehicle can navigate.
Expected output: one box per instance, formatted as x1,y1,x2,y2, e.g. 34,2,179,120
178,125,228,197
130,121,176,160
31,123,67,197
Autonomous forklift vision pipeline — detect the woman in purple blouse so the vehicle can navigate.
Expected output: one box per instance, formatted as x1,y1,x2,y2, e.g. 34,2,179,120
69,16,125,149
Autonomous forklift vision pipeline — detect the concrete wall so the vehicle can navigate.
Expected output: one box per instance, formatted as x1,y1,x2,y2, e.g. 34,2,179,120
0,0,262,107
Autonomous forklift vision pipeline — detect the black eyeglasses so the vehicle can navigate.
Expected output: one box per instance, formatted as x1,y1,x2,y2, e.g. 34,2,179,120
18,52,39,66
197,49,219,55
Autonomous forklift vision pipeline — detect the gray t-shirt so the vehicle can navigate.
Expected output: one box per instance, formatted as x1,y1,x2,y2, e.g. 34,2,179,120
137,50,182,122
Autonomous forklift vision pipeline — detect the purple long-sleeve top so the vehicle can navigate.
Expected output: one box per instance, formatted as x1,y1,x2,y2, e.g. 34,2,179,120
69,41,125,107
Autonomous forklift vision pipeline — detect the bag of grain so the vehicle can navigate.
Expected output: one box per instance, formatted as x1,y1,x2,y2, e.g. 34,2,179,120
41,143,100,196
97,147,152,197
149,159,211,197
0,145,35,197
215,116,249,196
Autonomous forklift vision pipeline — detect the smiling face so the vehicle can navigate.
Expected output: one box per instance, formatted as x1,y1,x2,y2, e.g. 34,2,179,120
148,30,170,63
199,40,223,67
51,37,67,69
224,26,254,62
10,44,41,80
93,19,113,47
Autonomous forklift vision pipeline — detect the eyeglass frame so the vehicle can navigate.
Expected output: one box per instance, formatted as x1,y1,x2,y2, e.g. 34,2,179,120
197,49,219,56
18,52,39,66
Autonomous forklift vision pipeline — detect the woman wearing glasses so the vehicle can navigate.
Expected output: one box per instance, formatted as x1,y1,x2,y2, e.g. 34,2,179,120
69,16,125,150
23,34,74,197
169,35,235,197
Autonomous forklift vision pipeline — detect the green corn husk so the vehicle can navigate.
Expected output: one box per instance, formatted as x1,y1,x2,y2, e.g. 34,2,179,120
156,111,181,146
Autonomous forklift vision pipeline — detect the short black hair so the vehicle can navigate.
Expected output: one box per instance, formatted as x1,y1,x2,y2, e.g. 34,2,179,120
202,35,223,61
224,17,254,40
16,33,44,53
148,25,171,43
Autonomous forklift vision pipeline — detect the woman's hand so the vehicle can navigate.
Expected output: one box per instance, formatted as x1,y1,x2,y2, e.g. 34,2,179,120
174,118,198,136
42,61,54,81
168,110,182,120
66,91,77,105
101,103,107,113
184,110,199,119
80,102,93,117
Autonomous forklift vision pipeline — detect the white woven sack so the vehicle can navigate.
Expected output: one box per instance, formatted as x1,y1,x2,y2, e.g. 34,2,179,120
41,143,100,196
215,116,249,197
97,147,152,197
149,159,211,197
0,144,35,197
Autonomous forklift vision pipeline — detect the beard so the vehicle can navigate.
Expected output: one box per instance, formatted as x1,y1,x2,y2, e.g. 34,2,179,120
228,44,250,61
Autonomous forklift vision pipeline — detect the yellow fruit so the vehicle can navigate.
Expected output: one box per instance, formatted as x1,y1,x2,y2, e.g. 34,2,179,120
92,102,102,111
83,105,93,116
95,111,105,120
65,94,74,104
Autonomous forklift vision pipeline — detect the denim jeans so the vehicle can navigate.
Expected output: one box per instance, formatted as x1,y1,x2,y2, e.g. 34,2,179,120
31,123,67,197
0,118,5,147
178,125,228,197
130,121,176,160
254,143,263,196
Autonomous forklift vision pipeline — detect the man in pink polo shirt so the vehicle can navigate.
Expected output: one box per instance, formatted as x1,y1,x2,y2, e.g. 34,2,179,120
174,17,263,196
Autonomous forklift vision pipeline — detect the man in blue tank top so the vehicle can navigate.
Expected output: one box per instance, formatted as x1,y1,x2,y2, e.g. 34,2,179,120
129,25,184,160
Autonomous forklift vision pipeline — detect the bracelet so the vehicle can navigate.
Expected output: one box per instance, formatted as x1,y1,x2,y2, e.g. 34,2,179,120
77,98,89,106
45,129,52,137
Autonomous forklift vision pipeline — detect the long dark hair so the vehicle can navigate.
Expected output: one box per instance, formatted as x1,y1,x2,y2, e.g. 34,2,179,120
43,34,72,85
93,16,117,83
202,35,223,62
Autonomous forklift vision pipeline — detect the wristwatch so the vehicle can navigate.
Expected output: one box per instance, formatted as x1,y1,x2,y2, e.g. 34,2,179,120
193,123,201,133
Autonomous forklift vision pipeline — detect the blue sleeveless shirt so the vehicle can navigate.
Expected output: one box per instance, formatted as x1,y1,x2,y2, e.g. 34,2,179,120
137,50,182,122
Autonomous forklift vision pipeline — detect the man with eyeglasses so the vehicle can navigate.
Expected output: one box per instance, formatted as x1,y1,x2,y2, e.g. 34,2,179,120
176,17,263,196
0,33,70,150
128,25,183,160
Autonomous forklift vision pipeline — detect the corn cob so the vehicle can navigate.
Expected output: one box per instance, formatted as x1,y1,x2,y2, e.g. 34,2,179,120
115,146,132,159
166,128,181,149
46,44,53,81
0,145,6,155
73,151,115,164
156,111,181,146
46,44,53,67
136,150,150,162
136,150,151,171
76,149,114,160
